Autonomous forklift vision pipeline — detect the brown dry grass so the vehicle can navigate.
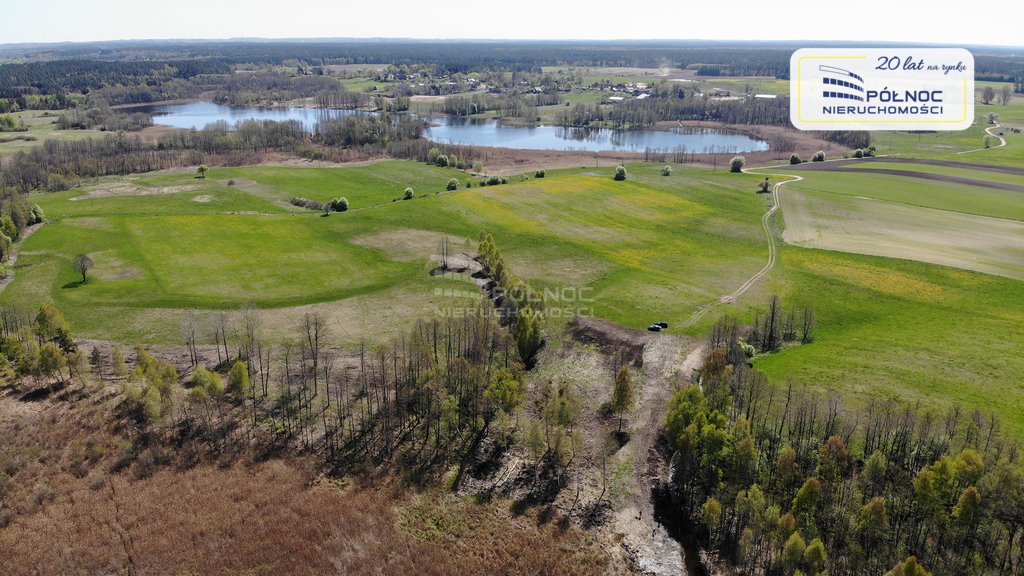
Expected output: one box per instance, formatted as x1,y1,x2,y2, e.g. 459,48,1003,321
0,378,629,576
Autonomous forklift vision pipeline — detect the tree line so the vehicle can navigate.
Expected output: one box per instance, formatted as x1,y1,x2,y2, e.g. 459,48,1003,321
0,58,231,100
0,112,440,194
436,92,563,119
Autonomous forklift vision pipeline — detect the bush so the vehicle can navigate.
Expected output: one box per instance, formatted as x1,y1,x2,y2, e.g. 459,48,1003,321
330,197,349,212
534,169,545,178
730,156,745,173
789,154,802,165
29,205,44,224
435,154,449,168
661,165,672,176
853,149,864,158
613,165,627,181
812,151,825,162
404,187,414,200
446,178,459,191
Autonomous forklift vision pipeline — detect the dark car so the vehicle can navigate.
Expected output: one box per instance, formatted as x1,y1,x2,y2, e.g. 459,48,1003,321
647,324,662,332
656,321,669,329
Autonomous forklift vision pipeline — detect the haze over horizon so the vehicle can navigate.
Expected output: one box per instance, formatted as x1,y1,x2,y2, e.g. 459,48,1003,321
4,0,1022,48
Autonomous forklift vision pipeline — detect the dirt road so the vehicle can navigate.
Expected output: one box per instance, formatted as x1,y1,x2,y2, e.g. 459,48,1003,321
615,337,704,575
679,169,802,329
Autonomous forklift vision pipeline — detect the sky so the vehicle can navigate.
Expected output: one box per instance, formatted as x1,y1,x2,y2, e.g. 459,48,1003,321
2,0,1021,47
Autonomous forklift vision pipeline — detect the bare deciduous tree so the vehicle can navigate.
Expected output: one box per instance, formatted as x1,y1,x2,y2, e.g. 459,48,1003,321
73,253,94,283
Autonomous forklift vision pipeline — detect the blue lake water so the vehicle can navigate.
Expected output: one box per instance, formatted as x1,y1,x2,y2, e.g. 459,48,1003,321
143,101,768,153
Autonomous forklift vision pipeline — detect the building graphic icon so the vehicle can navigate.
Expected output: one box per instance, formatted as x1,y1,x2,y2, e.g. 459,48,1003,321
819,65,865,102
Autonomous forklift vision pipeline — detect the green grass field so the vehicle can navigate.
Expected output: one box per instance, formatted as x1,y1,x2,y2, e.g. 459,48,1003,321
842,161,1024,188
6,161,776,345
0,109,106,157
870,111,1023,164
756,246,1024,440
5,153,1023,440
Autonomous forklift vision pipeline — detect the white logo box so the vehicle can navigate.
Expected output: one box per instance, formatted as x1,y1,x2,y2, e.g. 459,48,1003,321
790,48,975,131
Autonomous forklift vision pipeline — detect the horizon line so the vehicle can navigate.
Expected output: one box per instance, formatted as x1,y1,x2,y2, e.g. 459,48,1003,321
2,37,1023,51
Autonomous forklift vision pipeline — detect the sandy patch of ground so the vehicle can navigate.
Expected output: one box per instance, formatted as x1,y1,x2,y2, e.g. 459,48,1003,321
89,253,143,282
71,178,204,200
65,217,115,231
507,255,611,288
192,195,213,203
350,229,473,264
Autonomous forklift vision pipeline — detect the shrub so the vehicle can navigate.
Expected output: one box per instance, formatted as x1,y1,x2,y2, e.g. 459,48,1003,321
812,151,825,162
472,161,483,173
29,204,44,225
730,156,745,173
789,153,802,165
227,179,236,186
426,147,442,164
534,169,545,178
446,178,459,191
661,165,672,176
613,165,627,181
227,360,250,397
330,197,349,212
404,187,414,200
853,149,864,158
435,154,449,167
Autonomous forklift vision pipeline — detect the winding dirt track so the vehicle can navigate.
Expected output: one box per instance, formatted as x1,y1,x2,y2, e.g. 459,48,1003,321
957,122,1007,154
679,170,802,329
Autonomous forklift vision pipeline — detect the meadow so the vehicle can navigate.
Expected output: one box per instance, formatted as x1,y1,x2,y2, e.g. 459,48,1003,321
7,156,1024,440
755,246,1024,440
7,161,775,344
0,109,105,157
773,167,1024,280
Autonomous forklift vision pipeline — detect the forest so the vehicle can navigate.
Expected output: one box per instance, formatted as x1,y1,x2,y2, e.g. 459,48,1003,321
664,315,1023,576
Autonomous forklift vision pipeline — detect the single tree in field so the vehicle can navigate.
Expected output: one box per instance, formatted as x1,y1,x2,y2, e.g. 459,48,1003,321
999,84,1012,106
613,165,627,180
197,164,209,178
729,156,745,172
999,85,1015,107
981,86,995,105
73,254,94,283
610,366,636,434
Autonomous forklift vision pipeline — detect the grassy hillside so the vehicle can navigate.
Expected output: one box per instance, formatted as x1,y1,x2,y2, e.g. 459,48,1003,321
757,246,1024,440
8,161,774,344
6,158,1023,440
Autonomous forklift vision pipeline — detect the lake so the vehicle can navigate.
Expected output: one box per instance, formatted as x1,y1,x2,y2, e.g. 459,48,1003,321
142,102,769,154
